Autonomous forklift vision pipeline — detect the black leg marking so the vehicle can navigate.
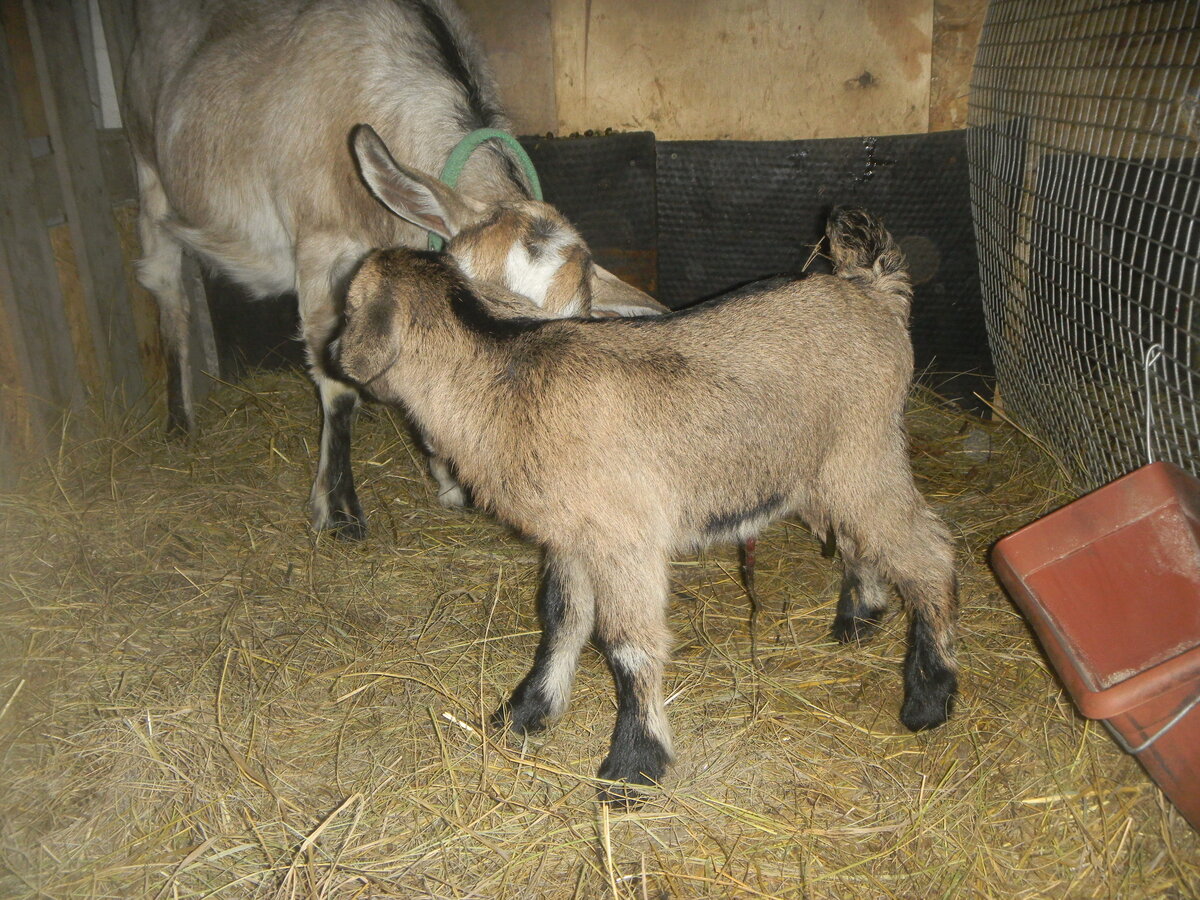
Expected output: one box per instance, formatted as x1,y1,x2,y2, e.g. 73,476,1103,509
900,612,957,731
165,348,190,436
832,567,885,644
491,561,566,735
820,526,838,559
323,390,366,540
740,538,761,666
595,644,671,806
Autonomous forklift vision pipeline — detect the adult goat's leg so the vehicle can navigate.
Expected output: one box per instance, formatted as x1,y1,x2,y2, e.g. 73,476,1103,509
133,160,193,434
298,239,366,539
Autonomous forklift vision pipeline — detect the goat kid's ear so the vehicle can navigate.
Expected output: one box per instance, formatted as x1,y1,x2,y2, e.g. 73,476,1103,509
352,124,484,241
588,264,669,317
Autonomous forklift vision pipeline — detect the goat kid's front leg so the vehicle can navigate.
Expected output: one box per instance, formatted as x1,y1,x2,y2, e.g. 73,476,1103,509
492,551,594,734
591,554,674,805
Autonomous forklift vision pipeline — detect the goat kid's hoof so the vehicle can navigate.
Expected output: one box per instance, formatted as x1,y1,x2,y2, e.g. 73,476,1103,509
596,744,669,806
331,512,368,541
596,780,652,809
900,671,958,732
489,696,550,736
831,612,882,644
436,485,469,509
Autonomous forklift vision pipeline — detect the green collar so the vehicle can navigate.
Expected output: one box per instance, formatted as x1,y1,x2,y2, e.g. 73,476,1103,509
430,128,544,251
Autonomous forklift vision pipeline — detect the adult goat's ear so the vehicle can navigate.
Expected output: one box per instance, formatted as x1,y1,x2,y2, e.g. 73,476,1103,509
589,264,669,317
352,123,484,241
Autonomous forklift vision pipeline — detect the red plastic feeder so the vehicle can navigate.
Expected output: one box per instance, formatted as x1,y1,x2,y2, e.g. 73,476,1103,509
991,461,1200,830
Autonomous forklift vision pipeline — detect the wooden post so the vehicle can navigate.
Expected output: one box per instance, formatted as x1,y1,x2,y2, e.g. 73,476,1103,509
97,0,131,99
26,0,145,404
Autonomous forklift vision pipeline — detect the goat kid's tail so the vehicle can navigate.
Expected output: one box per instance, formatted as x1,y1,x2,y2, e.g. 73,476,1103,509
826,207,911,315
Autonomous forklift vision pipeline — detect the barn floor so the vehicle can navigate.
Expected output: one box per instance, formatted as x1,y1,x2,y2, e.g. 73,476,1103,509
1,370,1197,899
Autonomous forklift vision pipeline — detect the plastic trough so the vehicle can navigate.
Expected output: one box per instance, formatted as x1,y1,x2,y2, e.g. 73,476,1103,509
991,461,1200,830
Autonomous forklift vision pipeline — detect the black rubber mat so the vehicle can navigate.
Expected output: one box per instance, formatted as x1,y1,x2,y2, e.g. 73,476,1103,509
203,130,992,410
657,131,990,407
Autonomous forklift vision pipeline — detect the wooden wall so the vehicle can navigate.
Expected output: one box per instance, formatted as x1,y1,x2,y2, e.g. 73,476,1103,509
460,0,986,139
0,0,157,477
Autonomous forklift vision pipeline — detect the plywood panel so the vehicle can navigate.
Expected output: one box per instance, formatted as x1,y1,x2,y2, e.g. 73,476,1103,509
457,0,556,135
549,0,932,141
930,0,986,132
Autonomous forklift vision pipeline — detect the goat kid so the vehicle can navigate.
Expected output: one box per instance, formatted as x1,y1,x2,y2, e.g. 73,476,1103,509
125,0,663,537
333,206,960,802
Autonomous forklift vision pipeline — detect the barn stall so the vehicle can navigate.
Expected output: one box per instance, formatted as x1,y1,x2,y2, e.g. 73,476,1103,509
1,1,1198,897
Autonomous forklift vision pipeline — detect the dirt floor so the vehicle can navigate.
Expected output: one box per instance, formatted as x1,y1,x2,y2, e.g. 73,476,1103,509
1,371,1197,899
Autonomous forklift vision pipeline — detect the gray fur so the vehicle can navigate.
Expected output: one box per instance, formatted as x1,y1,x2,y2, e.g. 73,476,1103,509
125,1,664,534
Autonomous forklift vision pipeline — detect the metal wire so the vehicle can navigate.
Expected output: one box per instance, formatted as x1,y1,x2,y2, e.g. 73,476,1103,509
967,0,1200,490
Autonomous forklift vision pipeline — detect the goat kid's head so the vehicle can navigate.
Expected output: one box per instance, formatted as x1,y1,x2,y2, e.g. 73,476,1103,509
352,124,662,318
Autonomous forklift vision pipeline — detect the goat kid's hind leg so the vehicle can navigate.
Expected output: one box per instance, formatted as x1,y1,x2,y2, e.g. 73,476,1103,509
492,551,594,734
831,544,890,644
872,504,959,731
591,553,674,804
133,160,193,434
427,450,468,508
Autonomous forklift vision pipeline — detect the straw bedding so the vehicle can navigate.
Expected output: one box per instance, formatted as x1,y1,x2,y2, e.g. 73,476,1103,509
1,371,1196,898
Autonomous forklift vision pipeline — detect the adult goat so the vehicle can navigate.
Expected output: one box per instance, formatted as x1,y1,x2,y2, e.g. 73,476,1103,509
124,0,663,538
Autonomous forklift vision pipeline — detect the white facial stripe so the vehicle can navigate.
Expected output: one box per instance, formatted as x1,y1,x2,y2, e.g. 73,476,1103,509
503,232,573,309
454,247,477,281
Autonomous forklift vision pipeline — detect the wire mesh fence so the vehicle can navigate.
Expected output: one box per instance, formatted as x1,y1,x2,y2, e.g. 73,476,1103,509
967,0,1199,492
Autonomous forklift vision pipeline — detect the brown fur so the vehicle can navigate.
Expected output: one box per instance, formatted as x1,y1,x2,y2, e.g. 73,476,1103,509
336,209,959,798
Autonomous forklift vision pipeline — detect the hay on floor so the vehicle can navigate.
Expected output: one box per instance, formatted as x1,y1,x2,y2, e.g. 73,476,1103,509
1,370,1196,899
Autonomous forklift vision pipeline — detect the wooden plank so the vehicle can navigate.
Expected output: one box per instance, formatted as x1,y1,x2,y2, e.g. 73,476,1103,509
930,0,986,132
98,128,136,204
97,0,132,105
49,222,103,393
549,0,932,140
111,202,165,392
26,0,145,402
0,228,43,465
0,0,48,136
0,17,83,418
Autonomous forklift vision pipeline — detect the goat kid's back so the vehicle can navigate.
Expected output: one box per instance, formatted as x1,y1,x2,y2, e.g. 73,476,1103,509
342,212,915,552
